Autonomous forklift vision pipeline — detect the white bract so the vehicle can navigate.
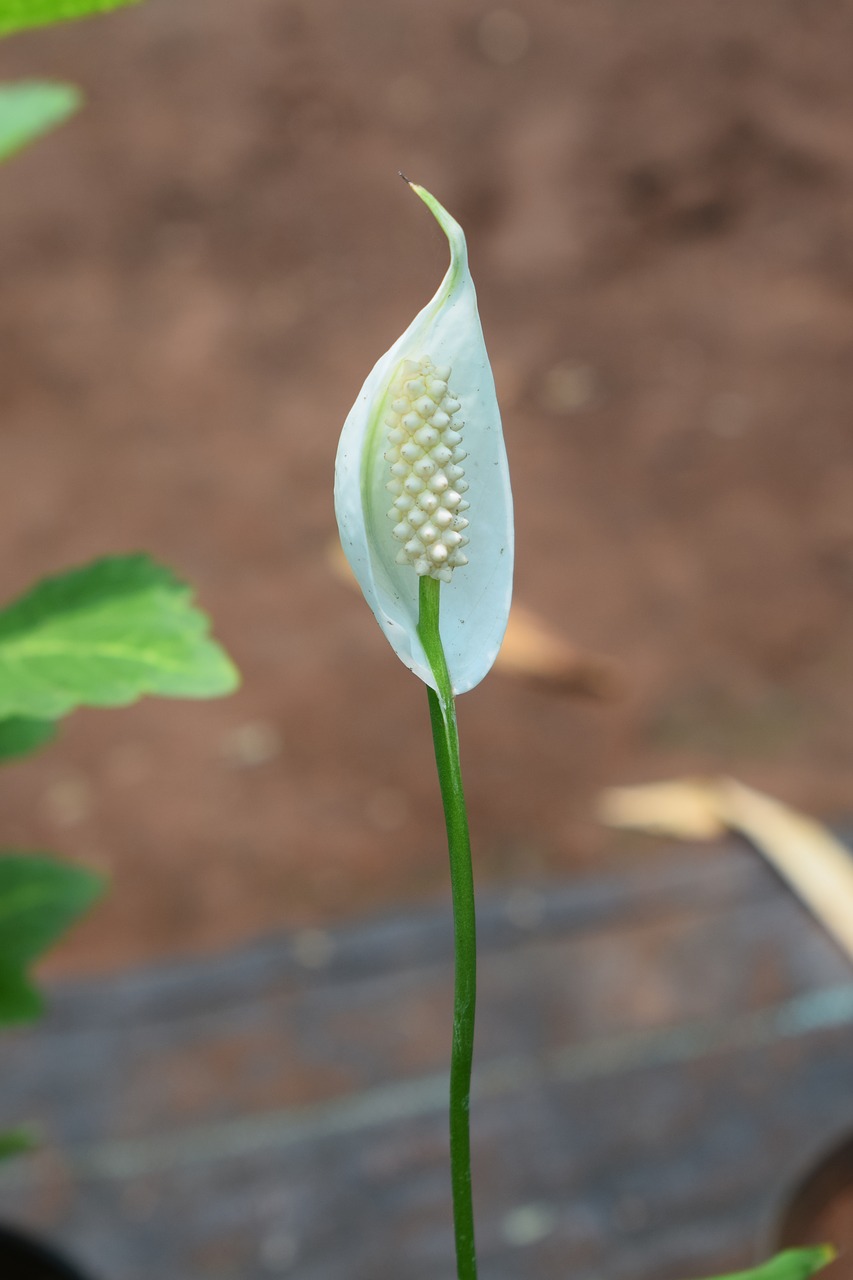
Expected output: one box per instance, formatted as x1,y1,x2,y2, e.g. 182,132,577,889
335,183,513,695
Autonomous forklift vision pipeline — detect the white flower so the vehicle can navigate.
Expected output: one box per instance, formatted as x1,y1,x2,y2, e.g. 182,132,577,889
335,181,513,695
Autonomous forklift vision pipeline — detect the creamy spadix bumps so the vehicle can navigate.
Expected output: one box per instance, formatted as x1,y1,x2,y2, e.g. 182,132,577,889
385,356,470,582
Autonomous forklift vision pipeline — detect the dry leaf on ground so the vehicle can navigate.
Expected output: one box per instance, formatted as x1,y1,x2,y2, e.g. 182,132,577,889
599,777,853,964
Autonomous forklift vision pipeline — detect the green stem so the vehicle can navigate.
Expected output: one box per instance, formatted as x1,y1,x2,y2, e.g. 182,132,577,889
417,575,478,1280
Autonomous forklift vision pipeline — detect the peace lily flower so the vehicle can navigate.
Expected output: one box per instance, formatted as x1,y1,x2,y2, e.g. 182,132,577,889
335,180,513,695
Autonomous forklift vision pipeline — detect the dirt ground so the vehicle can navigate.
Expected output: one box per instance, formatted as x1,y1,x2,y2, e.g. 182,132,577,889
1,0,853,975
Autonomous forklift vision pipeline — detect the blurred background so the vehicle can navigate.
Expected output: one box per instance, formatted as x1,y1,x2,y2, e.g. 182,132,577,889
1,0,853,974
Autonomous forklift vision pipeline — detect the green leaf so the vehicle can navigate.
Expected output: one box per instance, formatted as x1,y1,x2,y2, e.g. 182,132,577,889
0,1129,35,1160
0,965,43,1021
0,716,56,762
0,554,240,720
0,82,80,163
0,0,140,36
0,853,104,1025
694,1246,837,1280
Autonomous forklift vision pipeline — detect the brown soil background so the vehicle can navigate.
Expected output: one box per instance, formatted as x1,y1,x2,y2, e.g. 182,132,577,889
1,0,853,975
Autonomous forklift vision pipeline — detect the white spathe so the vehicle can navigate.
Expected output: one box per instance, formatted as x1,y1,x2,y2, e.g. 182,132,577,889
334,183,514,695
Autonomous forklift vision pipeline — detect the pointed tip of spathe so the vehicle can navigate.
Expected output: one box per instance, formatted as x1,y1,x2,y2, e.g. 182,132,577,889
402,182,468,270
398,172,431,205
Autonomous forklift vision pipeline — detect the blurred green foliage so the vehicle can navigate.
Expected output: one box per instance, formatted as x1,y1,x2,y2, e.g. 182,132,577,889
0,555,238,1052
0,555,239,719
700,1248,837,1280
0,0,140,37
0,81,80,160
0,716,56,762
0,0,240,1167
0,855,104,1025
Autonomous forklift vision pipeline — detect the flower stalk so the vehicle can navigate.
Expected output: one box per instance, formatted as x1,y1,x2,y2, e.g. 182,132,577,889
335,181,512,1280
417,575,478,1280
